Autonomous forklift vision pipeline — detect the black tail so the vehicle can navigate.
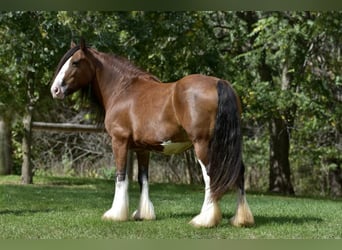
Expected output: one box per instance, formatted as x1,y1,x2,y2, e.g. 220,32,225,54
208,80,243,201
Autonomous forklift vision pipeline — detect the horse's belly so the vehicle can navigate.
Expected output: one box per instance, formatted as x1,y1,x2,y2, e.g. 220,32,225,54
160,140,193,155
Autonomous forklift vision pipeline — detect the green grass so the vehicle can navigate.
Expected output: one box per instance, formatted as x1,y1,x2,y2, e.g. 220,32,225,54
0,175,341,239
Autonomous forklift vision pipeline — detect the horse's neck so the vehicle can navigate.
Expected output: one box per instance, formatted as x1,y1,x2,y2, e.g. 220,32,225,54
92,53,131,111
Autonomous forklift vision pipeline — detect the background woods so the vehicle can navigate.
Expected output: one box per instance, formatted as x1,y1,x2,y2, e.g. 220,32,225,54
0,11,341,196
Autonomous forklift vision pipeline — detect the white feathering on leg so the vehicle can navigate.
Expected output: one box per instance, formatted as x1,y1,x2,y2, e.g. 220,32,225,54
132,175,156,220
230,190,254,227
102,176,129,221
189,160,222,228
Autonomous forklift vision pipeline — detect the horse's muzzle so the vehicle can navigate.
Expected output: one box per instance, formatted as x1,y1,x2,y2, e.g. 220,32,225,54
51,86,65,99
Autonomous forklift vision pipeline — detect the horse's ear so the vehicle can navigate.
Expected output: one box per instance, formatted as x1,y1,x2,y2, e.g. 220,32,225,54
80,38,87,51
70,41,77,48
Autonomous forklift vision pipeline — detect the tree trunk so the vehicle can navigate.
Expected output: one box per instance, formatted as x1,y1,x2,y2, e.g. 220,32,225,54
269,57,295,194
329,166,342,197
0,116,12,175
258,49,295,195
21,105,34,184
269,117,295,194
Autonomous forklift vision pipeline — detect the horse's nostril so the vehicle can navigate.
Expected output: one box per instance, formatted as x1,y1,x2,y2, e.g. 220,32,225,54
51,86,61,97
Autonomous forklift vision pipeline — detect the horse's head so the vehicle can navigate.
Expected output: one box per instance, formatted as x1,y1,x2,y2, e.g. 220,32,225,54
51,39,95,99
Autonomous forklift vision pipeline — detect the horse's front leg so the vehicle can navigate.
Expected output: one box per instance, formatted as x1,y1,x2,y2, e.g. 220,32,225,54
132,151,156,220
102,138,129,221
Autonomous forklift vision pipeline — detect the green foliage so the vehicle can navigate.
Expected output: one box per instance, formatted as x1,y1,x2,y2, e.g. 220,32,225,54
1,176,341,239
230,12,341,195
112,12,225,81
243,134,269,191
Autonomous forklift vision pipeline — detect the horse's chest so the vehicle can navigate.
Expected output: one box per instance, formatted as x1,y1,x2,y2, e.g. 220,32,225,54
160,140,193,155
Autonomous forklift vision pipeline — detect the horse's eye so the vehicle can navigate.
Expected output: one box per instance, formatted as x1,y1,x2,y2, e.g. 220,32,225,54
71,60,79,67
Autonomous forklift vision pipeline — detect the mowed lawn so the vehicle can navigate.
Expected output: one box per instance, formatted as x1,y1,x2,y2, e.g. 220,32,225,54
0,175,341,239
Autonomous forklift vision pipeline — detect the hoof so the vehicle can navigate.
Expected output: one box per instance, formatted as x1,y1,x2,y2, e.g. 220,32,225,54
230,215,255,227
131,197,156,221
189,213,221,228
131,208,156,221
189,203,222,228
229,205,254,227
102,208,129,222
230,193,255,227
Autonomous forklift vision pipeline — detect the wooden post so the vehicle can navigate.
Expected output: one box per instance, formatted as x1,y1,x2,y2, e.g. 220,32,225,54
21,105,33,184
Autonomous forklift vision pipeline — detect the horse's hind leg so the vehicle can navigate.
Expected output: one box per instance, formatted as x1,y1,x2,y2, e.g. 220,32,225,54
230,162,254,227
189,142,222,228
132,151,156,220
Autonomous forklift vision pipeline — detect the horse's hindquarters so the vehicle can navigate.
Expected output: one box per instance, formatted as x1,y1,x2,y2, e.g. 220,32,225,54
173,75,219,143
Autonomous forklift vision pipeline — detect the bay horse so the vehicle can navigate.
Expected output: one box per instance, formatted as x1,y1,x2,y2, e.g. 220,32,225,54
50,39,254,228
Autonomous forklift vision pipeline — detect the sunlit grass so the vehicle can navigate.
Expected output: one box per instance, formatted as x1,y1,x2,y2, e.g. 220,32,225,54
0,175,341,239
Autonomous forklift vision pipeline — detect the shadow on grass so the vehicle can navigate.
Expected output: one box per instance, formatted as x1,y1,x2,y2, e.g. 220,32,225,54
252,215,323,226
154,212,323,227
0,208,54,216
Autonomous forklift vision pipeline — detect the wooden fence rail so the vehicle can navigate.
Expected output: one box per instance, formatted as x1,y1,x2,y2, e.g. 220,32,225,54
32,122,105,133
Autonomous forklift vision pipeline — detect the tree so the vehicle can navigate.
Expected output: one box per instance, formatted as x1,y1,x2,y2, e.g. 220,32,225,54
291,12,342,195
208,11,296,194
0,13,17,175
250,12,305,194
0,11,70,183
210,11,341,195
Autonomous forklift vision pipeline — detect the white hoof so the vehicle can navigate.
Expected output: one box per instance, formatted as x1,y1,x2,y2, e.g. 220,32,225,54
102,207,129,222
132,201,156,220
189,203,222,228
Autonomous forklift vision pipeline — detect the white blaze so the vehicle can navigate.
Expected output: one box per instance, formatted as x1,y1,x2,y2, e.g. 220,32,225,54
51,57,72,99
